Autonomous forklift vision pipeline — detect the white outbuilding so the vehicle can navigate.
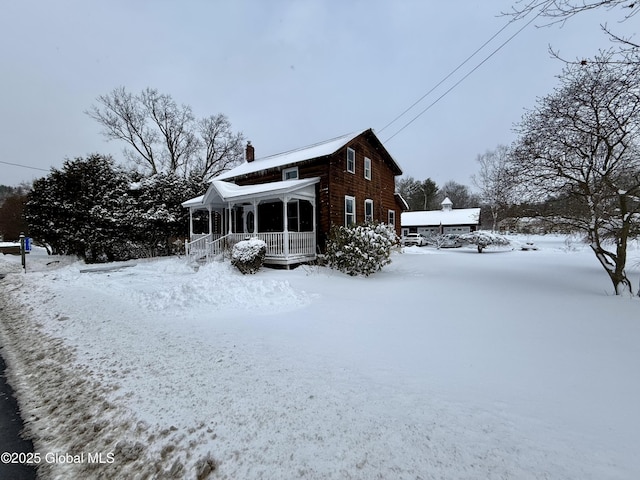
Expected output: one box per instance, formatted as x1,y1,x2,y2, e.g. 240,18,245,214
400,197,481,237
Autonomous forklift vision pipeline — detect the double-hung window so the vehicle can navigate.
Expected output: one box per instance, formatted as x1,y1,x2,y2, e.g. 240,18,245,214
364,157,371,180
388,209,396,228
345,196,356,226
364,199,373,222
346,148,355,174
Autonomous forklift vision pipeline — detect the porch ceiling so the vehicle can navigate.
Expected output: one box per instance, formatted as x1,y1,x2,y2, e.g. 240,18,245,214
182,177,320,210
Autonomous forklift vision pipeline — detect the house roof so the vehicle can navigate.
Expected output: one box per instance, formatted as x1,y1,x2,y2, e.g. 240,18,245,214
215,128,401,181
182,177,320,209
401,208,481,227
181,194,205,208
395,193,410,211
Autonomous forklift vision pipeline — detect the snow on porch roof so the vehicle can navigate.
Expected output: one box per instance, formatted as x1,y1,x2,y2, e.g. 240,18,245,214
182,177,320,209
401,208,481,227
215,130,365,181
181,194,205,208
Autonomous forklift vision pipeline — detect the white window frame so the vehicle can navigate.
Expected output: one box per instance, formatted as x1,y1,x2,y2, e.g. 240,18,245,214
364,199,374,222
388,209,396,228
282,166,299,180
345,195,356,226
364,157,371,180
346,147,355,174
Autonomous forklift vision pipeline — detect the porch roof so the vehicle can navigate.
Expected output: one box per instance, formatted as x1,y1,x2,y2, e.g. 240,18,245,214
182,177,320,210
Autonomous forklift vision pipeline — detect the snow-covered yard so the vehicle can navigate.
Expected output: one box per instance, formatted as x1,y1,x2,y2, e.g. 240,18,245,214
0,235,639,479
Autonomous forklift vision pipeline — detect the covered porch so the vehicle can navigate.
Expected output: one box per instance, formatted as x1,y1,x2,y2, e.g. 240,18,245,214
182,178,319,266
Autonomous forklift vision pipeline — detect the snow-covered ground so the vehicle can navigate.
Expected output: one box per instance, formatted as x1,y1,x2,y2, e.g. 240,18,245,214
0,235,639,479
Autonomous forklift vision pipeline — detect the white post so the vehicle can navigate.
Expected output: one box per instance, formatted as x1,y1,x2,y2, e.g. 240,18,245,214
189,208,194,238
252,200,258,234
311,198,317,254
283,196,289,258
208,206,213,235
227,203,233,235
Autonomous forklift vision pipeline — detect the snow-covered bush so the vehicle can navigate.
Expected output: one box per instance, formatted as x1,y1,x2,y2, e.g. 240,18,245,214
231,238,267,274
25,158,206,263
429,233,463,249
325,222,397,276
457,231,511,253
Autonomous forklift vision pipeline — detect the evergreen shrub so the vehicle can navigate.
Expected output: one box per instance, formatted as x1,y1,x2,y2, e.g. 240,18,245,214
231,238,267,274
325,222,397,276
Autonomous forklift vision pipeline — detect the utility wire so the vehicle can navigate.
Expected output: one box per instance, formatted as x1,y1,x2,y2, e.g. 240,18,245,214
378,13,524,135
0,160,50,172
383,9,544,144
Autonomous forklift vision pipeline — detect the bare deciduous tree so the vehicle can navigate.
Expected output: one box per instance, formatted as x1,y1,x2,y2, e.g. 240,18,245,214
508,0,638,22
511,52,640,294
506,1,639,57
87,87,160,173
472,145,516,231
87,87,244,180
139,88,200,175
196,114,245,180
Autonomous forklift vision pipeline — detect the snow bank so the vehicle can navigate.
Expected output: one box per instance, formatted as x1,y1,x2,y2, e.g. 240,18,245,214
0,235,639,479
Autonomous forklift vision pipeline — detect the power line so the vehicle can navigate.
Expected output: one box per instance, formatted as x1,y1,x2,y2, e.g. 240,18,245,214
378,14,523,135
383,9,543,144
0,160,50,172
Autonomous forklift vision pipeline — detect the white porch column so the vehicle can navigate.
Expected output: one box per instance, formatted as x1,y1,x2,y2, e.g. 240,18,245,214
227,203,233,234
252,199,258,234
208,206,213,235
189,208,194,238
311,198,317,254
283,196,289,258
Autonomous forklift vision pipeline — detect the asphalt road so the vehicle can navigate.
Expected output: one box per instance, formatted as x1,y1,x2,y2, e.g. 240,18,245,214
0,349,37,479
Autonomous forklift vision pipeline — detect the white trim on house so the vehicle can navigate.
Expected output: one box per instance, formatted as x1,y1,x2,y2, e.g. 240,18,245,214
182,178,320,266
196,178,319,208
364,199,373,222
364,157,371,180
346,147,356,174
282,166,299,180
345,195,356,226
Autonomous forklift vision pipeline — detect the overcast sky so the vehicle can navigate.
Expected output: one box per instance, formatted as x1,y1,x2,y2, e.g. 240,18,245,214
0,1,636,189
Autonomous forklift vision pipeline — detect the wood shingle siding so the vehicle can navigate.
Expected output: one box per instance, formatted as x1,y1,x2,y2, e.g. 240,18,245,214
184,128,404,258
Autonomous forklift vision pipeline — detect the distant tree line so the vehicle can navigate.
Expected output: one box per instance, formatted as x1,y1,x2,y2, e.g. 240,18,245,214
396,177,481,211
0,185,29,241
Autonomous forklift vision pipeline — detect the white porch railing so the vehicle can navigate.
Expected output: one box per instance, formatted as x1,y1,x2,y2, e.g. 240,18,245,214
187,232,316,264
185,233,212,263
286,232,315,257
206,234,231,260
252,232,315,258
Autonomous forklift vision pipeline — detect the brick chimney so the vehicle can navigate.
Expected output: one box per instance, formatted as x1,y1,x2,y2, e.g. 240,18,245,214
245,141,255,163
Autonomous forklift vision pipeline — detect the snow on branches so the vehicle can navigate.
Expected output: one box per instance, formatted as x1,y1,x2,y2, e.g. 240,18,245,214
231,238,267,274
457,231,511,253
325,222,397,276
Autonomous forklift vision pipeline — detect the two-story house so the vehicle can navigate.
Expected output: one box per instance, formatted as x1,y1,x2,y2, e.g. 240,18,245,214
182,128,405,266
